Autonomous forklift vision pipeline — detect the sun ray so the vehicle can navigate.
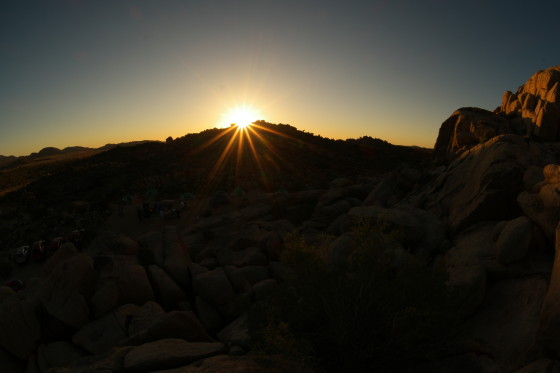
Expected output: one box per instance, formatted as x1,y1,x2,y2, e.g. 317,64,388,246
220,105,261,128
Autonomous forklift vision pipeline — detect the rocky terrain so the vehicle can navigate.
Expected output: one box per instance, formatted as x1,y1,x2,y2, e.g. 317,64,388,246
4,66,560,372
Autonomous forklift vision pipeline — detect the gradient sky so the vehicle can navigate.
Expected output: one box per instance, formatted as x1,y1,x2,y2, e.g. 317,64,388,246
2,0,560,156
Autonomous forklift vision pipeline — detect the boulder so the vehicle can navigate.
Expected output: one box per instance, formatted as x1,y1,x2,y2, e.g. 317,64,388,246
110,258,155,306
0,285,15,303
194,268,235,307
0,294,41,359
39,253,95,328
41,242,78,277
232,247,268,267
223,265,251,293
123,309,213,346
495,216,533,263
217,313,250,350
46,346,133,373
72,304,139,354
425,134,531,232
0,346,24,373
137,231,163,264
253,279,277,300
36,341,85,372
195,296,224,333
514,359,560,373
442,224,497,316
89,282,119,318
123,339,225,372
161,227,192,290
127,301,166,336
538,222,560,354
147,264,187,310
148,354,314,373
434,107,510,163
239,203,272,220
363,175,406,207
464,277,547,372
87,231,139,256
318,187,350,206
518,164,560,242
239,266,269,285
497,66,560,141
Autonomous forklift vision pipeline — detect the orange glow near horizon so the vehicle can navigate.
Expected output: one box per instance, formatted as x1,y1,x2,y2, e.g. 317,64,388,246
193,119,305,195
219,105,262,128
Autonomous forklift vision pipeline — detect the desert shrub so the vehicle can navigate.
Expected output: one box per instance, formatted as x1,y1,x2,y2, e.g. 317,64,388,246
250,218,459,372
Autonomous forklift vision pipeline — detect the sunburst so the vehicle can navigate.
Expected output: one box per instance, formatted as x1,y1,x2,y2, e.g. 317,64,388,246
220,105,261,128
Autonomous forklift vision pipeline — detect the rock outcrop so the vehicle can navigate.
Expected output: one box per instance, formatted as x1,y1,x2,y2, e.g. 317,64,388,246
498,66,560,140
434,107,511,163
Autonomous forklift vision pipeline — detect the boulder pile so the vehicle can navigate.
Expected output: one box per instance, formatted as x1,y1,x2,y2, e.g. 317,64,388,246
6,66,560,372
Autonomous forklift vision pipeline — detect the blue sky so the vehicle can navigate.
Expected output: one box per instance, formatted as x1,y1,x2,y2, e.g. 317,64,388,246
1,0,559,155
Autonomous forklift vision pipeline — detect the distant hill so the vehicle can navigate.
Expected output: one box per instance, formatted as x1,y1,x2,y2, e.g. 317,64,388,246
0,155,17,168
0,121,431,248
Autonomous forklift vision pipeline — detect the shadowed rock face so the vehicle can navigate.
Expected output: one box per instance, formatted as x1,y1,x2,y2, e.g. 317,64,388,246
434,107,511,163
498,66,560,141
435,67,560,164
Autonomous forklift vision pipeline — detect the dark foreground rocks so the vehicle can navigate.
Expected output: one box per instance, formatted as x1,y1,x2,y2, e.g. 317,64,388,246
7,66,560,372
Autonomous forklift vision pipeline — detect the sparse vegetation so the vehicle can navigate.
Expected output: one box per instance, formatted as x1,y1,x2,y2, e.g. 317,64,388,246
250,218,459,372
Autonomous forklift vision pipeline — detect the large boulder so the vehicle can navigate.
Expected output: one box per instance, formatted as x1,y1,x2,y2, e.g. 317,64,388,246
123,339,225,372
538,221,560,355
425,134,534,233
0,294,41,359
161,227,192,290
518,164,560,242
92,255,155,311
0,346,24,373
464,277,547,372
148,354,313,373
147,265,188,310
193,268,235,308
72,304,139,354
442,223,497,316
495,216,534,263
87,232,139,256
434,107,511,163
39,253,96,328
46,346,133,373
41,242,78,277
36,341,86,372
123,309,213,346
497,66,560,141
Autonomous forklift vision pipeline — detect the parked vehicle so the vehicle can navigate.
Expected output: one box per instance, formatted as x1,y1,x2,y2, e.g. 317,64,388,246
31,240,47,261
14,246,30,265
5,279,24,291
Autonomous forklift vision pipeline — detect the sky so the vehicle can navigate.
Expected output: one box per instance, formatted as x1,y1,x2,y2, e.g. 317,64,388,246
1,0,560,156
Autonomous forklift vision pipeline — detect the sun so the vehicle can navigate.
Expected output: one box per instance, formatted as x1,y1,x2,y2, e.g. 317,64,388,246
221,105,262,129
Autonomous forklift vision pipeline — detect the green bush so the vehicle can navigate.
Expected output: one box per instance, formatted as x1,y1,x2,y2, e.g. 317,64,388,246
249,218,459,372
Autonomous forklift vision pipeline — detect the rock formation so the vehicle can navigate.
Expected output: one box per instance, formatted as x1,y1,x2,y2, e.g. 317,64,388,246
7,66,560,372
498,66,560,140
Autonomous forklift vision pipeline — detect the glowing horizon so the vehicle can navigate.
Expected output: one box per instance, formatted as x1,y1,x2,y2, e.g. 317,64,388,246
2,2,558,156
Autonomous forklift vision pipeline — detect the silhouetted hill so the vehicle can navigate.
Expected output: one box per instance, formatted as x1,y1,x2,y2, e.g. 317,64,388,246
0,121,430,248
